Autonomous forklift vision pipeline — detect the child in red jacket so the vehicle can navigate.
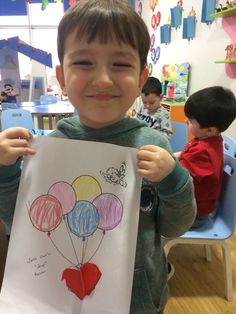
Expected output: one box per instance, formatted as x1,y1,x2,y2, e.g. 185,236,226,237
174,86,236,228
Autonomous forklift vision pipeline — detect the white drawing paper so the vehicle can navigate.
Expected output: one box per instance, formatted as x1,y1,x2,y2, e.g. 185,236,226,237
0,136,142,314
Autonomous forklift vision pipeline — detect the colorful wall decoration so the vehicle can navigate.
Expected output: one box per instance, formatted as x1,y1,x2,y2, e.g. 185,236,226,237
161,62,190,102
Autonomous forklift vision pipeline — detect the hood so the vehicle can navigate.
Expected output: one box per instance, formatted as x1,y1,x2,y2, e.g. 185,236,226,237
56,115,148,142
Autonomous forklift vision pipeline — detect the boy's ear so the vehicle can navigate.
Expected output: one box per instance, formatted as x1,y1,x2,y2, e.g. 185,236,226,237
56,65,67,95
207,126,220,136
137,67,149,95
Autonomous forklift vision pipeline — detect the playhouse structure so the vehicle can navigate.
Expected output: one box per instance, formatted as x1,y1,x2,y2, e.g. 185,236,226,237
0,36,52,101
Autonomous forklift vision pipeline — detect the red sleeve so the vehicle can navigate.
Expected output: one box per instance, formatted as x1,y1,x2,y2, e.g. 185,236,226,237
179,146,215,183
179,142,221,203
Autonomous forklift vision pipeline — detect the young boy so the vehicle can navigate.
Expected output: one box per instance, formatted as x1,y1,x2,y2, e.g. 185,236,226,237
174,86,236,228
0,1,196,313
135,76,173,140
0,84,17,103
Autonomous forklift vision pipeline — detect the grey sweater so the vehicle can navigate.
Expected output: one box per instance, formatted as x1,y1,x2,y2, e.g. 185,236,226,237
0,116,196,313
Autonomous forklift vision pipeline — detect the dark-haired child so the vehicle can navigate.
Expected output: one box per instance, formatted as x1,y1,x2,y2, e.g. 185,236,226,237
135,77,172,140
175,86,236,228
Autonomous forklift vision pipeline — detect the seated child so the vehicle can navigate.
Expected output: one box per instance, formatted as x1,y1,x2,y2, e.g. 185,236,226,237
135,77,173,140
0,84,17,103
174,86,236,228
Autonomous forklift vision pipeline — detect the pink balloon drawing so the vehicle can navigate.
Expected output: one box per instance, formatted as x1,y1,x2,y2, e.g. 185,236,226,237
29,175,123,300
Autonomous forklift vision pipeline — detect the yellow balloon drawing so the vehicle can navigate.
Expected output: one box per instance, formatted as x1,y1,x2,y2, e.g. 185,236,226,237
72,175,102,202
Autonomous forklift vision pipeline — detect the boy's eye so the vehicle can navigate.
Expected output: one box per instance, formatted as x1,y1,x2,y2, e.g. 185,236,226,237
73,60,93,66
113,62,132,68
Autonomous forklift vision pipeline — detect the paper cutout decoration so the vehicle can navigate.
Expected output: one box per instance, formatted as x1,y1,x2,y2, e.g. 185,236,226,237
137,0,142,16
201,0,216,24
0,36,52,68
150,33,161,64
182,16,196,40
0,0,27,16
170,5,183,28
61,263,102,300
160,24,171,44
149,0,158,12
151,11,161,30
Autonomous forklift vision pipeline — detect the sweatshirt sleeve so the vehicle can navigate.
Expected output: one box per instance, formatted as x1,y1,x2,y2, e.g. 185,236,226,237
156,158,197,237
0,160,21,234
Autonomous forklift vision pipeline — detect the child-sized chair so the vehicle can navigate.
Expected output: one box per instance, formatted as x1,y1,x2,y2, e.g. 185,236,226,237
1,108,34,131
1,102,18,110
164,135,236,301
170,121,188,152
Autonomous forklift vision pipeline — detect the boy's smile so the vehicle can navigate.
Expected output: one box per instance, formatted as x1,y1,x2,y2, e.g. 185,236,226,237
56,32,148,128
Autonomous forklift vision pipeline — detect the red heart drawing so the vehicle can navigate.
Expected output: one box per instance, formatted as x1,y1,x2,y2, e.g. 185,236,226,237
61,262,102,300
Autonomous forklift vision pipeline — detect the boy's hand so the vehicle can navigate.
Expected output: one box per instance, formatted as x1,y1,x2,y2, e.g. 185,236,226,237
173,151,181,159
137,145,175,182
0,127,36,166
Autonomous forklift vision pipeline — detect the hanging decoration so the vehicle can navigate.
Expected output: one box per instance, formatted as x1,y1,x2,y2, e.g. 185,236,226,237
69,0,76,6
0,37,52,68
201,0,216,24
182,7,196,40
170,1,183,28
41,0,49,10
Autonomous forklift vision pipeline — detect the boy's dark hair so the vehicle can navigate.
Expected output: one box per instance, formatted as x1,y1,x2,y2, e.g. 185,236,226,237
57,0,150,70
184,86,236,132
142,77,162,96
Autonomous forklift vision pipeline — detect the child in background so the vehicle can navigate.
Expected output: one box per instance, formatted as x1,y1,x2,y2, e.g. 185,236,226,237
174,86,236,228
0,1,196,313
135,76,173,140
0,84,17,103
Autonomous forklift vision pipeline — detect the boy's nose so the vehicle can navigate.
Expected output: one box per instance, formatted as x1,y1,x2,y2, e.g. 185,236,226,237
92,67,113,89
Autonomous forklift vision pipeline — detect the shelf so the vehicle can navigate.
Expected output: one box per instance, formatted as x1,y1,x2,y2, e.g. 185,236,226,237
215,59,236,64
210,7,236,17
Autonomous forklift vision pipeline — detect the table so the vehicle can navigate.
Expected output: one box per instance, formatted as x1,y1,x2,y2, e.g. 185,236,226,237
18,101,75,129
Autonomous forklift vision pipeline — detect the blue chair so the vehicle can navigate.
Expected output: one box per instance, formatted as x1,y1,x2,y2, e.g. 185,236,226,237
1,102,18,110
164,135,236,301
170,121,188,152
1,108,34,131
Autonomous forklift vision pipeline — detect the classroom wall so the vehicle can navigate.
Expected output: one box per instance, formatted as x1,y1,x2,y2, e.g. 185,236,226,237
135,0,236,139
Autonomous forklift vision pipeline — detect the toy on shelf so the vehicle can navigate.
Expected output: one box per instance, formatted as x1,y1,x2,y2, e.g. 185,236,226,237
213,1,236,16
225,43,236,60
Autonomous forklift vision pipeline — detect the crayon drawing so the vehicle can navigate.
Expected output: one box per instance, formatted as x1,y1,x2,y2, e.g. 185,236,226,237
0,137,141,314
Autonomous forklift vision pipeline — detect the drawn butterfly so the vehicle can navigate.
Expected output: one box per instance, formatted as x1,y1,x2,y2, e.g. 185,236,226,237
100,162,127,187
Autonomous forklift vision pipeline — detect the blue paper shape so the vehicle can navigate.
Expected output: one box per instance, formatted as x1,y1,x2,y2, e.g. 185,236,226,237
0,0,27,16
201,0,216,24
0,37,52,68
171,6,182,28
182,16,196,39
160,25,171,44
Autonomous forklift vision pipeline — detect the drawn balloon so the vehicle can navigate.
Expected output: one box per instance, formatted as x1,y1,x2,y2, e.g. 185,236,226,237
66,200,99,238
29,194,62,233
93,193,123,231
48,181,76,215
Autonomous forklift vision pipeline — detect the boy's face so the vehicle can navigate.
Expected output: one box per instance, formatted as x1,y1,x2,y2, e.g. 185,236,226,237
56,31,148,128
186,118,215,139
141,93,162,113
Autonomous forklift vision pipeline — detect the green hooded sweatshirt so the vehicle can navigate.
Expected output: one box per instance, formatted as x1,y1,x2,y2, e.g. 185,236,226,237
0,115,196,314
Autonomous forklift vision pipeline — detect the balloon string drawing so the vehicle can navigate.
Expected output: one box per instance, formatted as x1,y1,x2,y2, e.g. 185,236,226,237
28,169,125,300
